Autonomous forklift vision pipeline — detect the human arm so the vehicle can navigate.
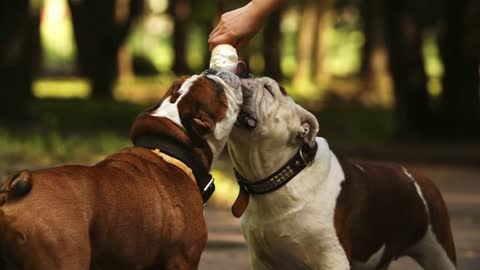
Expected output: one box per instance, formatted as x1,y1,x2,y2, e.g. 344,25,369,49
208,0,287,50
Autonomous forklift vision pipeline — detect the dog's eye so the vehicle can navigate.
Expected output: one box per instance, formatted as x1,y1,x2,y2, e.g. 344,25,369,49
264,84,274,96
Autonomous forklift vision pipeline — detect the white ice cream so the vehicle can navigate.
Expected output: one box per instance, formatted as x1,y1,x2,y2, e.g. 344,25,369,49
209,44,238,73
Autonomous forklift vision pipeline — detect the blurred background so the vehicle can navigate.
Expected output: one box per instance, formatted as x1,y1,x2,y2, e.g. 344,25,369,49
0,0,479,269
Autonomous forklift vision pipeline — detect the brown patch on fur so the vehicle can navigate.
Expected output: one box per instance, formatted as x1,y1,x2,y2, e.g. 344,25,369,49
0,147,207,268
168,76,189,103
177,77,228,127
131,76,229,170
142,76,189,114
334,159,431,266
176,77,228,164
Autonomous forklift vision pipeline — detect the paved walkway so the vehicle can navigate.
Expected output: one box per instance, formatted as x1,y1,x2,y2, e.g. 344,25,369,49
200,164,480,269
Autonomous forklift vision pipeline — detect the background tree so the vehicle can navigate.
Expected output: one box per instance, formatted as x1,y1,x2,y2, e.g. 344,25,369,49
263,8,284,80
384,0,432,140
168,0,191,75
294,0,333,85
438,0,480,139
0,0,41,124
358,0,388,94
68,0,144,99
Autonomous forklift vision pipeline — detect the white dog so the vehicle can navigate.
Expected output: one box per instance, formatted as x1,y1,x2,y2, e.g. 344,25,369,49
228,76,456,270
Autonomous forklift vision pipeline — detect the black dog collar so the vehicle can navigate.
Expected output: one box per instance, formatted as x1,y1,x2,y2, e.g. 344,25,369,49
234,142,318,194
134,135,215,204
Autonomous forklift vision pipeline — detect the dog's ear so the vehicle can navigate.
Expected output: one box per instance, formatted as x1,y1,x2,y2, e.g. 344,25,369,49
295,105,319,147
188,111,215,138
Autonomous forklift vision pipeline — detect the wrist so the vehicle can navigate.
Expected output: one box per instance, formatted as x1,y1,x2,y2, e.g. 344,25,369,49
248,0,286,17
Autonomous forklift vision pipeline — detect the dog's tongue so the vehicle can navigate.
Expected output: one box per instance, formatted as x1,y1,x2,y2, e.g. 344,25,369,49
209,44,247,78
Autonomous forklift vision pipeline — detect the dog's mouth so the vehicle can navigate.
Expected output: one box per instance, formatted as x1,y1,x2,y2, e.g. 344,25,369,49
233,63,258,130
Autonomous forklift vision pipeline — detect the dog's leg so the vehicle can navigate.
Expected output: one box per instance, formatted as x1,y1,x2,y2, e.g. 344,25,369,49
0,209,91,269
250,259,271,270
6,228,91,270
408,236,457,270
407,171,456,270
407,228,456,270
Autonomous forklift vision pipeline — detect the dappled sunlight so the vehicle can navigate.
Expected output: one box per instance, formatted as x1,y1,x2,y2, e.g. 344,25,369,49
114,74,175,103
34,79,90,98
33,75,175,103
422,32,444,97
40,0,76,73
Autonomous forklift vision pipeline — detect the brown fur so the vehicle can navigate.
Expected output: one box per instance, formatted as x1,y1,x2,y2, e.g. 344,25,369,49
334,158,456,267
0,148,206,269
0,75,230,269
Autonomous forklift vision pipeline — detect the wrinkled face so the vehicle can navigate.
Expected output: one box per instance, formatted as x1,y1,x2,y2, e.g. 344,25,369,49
147,69,243,159
231,77,318,148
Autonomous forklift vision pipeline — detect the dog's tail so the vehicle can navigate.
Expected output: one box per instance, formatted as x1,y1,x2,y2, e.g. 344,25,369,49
0,170,33,206
0,170,32,268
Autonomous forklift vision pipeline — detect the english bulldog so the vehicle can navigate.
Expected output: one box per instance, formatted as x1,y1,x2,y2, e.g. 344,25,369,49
0,68,244,269
228,76,456,270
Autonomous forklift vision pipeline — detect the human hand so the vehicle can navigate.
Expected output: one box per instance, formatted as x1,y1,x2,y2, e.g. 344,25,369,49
208,2,265,51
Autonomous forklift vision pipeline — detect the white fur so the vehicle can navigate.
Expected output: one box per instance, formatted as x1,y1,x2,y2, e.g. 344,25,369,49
205,75,243,162
354,163,365,172
403,167,430,217
150,75,199,128
407,227,456,270
229,77,455,270
240,138,350,270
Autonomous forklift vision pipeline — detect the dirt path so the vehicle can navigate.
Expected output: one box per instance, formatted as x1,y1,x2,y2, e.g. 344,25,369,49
200,164,480,269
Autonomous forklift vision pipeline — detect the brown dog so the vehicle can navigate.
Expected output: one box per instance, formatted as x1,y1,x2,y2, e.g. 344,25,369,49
0,69,243,269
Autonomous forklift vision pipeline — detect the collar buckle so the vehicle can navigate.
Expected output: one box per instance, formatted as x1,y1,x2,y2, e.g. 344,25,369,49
202,175,215,206
299,144,315,167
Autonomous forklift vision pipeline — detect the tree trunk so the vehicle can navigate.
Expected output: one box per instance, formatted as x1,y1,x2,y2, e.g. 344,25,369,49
438,0,480,139
263,8,283,80
313,0,332,84
69,0,143,99
294,0,331,85
294,0,320,85
359,0,389,94
168,0,191,75
0,0,40,124
384,1,432,140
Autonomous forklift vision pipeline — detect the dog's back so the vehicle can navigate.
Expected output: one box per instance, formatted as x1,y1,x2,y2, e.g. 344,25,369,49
335,158,456,269
0,147,206,269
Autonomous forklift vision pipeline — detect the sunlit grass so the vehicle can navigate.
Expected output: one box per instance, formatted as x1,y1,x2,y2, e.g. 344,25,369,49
0,127,240,209
34,79,90,98
0,129,129,173
209,169,239,208
33,74,176,103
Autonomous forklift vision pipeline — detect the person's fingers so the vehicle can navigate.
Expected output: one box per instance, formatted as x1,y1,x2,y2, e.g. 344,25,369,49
209,23,222,38
209,33,235,49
